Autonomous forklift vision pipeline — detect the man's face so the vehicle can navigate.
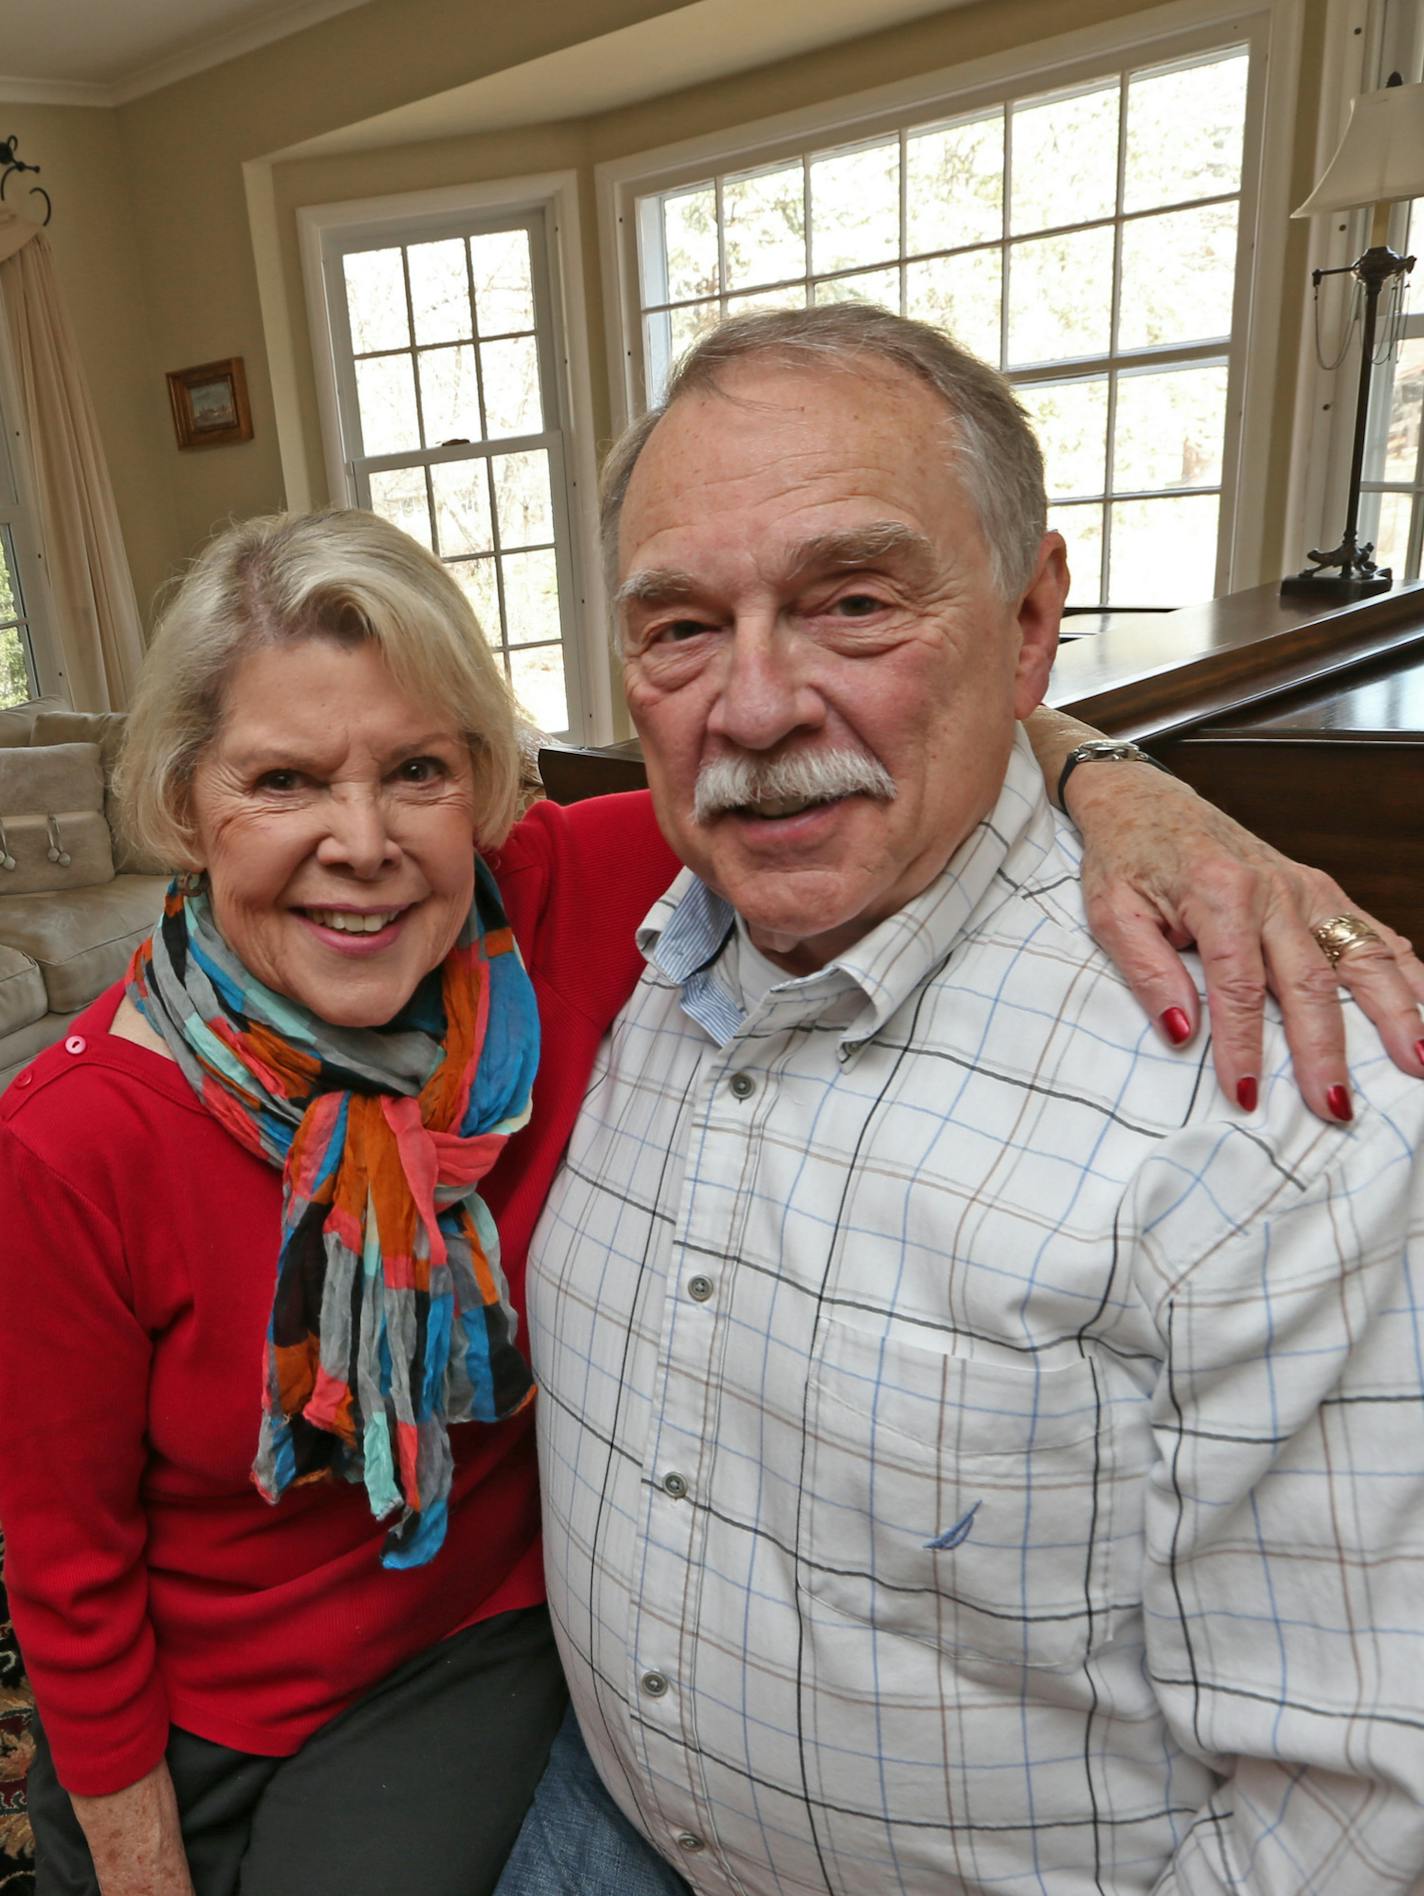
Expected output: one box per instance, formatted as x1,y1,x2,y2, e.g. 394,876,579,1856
617,358,1066,973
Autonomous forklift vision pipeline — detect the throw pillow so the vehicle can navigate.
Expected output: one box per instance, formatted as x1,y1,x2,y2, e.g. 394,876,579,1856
0,742,114,894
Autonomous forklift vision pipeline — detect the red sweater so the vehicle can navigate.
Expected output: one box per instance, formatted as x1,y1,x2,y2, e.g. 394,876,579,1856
0,794,675,1796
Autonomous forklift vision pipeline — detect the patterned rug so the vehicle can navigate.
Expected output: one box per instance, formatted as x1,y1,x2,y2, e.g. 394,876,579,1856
0,1533,35,1891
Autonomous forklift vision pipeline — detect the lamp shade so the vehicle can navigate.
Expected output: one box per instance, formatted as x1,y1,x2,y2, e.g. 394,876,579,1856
1294,78,1424,217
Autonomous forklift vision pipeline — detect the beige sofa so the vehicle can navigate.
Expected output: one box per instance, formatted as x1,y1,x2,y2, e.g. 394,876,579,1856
0,697,169,1087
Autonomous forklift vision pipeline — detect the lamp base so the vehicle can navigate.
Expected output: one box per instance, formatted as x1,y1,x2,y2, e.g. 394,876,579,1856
1280,567,1392,599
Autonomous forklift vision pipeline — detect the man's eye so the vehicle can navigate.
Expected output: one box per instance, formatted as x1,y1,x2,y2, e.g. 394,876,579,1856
833,592,885,618
654,619,713,644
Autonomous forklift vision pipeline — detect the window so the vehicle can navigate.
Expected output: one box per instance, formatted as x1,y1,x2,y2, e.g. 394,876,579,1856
1358,192,1423,583
304,182,603,740
616,31,1267,607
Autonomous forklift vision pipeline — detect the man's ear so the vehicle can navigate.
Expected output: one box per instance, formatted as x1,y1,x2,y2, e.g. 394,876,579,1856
1011,532,1069,720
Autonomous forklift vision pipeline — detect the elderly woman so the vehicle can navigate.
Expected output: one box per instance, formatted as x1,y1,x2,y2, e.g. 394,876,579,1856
0,508,1418,1896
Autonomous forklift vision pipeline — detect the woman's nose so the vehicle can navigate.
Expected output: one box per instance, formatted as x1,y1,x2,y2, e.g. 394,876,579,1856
315,789,400,876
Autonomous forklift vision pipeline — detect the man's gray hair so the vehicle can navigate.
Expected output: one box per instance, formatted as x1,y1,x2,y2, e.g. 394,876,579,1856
600,303,1047,617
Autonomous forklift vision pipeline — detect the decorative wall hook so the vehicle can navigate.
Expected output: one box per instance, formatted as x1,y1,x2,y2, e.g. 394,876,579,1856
0,134,53,227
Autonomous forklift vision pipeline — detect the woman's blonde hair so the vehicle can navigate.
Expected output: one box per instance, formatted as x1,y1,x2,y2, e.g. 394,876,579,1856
117,508,523,868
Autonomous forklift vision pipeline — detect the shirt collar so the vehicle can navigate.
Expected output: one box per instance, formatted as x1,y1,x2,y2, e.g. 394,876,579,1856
637,729,1054,1049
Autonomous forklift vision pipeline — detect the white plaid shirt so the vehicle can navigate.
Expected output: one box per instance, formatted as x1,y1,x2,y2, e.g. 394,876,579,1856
528,733,1424,1895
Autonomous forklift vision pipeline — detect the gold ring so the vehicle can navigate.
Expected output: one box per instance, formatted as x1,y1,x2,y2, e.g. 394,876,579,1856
1310,913,1384,970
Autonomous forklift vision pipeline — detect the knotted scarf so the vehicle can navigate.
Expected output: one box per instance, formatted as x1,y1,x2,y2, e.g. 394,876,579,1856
126,857,539,1569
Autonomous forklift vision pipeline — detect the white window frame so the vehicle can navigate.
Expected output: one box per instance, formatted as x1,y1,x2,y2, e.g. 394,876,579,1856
1286,0,1423,582
598,0,1306,599
0,304,60,704
299,173,614,743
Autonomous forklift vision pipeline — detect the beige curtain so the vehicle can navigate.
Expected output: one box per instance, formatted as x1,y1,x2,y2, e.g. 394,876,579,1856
0,207,145,711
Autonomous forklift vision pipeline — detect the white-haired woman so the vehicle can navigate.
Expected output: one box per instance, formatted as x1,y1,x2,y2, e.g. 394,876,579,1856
0,508,1417,1896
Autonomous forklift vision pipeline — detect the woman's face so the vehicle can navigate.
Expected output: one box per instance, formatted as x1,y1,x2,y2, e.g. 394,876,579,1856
189,638,480,1028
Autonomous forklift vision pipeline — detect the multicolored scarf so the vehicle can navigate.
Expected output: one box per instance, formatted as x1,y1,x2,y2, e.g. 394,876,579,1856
126,858,539,1569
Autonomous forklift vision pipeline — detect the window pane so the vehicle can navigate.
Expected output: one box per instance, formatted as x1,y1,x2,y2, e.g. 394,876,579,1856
906,250,1001,362
1124,52,1248,214
1010,81,1119,236
355,354,420,456
1113,363,1227,491
725,285,808,318
810,139,899,277
368,465,433,548
1007,226,1114,365
660,186,719,303
343,247,409,353
669,299,723,360
407,239,471,347
449,555,502,644
1049,502,1104,605
0,539,16,620
1380,336,1423,481
906,112,1003,253
493,449,554,548
1118,202,1237,350
723,161,806,291
1020,378,1108,498
510,644,569,735
431,461,494,556
813,266,900,310
1109,493,1218,603
481,336,543,438
470,230,535,334
1358,490,1415,577
0,626,29,708
419,344,482,446
502,548,561,646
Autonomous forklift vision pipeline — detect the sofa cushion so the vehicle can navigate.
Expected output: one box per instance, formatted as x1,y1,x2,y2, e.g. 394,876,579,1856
0,695,68,749
0,940,46,1037
31,708,170,876
0,873,167,1013
1,1010,81,1089
0,742,114,894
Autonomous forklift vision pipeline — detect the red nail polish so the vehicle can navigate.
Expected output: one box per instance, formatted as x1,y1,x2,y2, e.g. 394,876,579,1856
1236,1076,1258,1113
1160,1007,1192,1047
1327,1084,1353,1123
1415,1039,1424,1069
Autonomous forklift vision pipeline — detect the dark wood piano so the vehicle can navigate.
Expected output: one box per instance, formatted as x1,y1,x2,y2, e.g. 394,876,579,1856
540,580,1424,944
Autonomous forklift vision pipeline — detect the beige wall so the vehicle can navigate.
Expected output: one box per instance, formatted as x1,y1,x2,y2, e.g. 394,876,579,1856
3,0,1325,637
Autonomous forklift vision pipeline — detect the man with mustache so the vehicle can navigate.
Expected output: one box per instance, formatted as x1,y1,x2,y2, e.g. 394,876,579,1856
512,306,1424,1894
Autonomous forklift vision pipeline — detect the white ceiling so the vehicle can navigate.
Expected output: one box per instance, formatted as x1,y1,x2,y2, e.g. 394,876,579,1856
0,0,374,105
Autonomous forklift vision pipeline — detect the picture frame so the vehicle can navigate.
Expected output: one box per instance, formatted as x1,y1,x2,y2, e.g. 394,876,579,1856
165,357,253,450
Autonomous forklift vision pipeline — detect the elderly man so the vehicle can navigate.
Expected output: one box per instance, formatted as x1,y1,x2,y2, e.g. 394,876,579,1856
510,307,1424,1894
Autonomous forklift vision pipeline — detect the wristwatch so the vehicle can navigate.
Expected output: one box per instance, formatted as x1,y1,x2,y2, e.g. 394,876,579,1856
1054,738,1173,812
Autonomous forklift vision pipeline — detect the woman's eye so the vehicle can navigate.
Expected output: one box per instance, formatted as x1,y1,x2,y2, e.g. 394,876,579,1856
395,755,446,784
256,769,303,793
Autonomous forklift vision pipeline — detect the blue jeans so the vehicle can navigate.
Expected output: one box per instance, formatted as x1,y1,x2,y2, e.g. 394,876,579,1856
495,1706,693,1895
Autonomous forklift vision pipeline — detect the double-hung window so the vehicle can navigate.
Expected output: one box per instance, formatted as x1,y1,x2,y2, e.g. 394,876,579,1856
609,18,1275,607
304,183,601,740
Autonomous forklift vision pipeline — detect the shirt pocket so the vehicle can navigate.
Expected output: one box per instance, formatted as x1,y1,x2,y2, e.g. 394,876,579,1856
799,1318,1123,1672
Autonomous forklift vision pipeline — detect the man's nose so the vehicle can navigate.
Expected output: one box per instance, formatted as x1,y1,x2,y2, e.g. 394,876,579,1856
707,621,824,752
315,787,401,877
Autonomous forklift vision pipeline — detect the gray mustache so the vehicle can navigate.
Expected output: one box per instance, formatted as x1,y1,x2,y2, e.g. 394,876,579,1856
694,748,896,824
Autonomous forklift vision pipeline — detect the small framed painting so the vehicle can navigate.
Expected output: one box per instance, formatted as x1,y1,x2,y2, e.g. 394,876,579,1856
166,357,253,450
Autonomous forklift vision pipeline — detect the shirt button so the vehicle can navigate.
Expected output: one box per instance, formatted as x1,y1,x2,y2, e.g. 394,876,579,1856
687,1275,714,1302
641,1670,669,1698
662,1471,688,1499
64,1034,86,1055
676,1833,705,1853
728,1070,755,1099
16,1071,33,1087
